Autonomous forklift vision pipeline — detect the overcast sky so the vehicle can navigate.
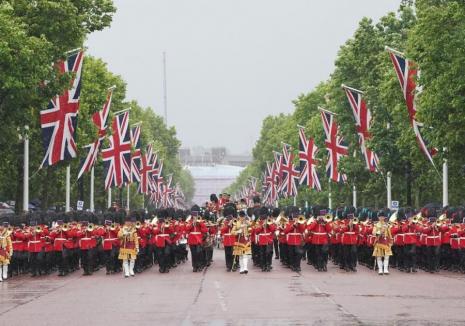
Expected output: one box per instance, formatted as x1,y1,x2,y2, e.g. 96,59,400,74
86,0,401,154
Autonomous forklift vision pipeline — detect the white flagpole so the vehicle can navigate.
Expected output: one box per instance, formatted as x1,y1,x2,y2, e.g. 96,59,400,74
90,167,95,212
65,165,71,212
126,184,130,211
386,122,392,210
328,180,332,210
108,188,112,209
353,184,357,208
443,147,448,207
22,125,29,213
293,196,297,206
387,171,392,209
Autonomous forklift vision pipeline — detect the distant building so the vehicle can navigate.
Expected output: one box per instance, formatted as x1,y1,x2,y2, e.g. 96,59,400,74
180,147,252,167
186,165,244,205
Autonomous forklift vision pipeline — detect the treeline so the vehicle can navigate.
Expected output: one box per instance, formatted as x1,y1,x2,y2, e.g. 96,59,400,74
226,0,465,209
0,1,194,211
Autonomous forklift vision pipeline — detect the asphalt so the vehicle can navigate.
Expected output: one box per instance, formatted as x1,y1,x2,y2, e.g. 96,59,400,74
1,250,465,326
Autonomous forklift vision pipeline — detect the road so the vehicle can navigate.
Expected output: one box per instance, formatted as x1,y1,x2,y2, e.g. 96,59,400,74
1,249,465,325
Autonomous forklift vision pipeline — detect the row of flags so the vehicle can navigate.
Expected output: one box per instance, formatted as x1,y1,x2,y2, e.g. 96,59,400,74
38,50,184,209
255,47,437,204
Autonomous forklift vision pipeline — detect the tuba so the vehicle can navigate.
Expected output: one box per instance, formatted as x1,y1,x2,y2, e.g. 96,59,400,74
324,214,333,223
87,223,94,232
389,211,398,224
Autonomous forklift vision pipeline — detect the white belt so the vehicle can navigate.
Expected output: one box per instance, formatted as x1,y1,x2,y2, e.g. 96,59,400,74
81,237,92,240
224,233,232,236
288,233,301,235
404,233,416,236
29,241,41,243
427,236,440,238
260,233,271,236
313,232,327,235
104,238,117,241
157,234,169,237
344,232,355,235
190,232,201,235
12,241,22,243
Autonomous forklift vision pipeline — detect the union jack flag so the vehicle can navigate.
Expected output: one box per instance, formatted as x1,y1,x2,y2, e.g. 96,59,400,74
77,88,113,179
278,146,299,197
102,111,131,190
138,146,156,195
40,51,84,167
264,162,278,204
319,107,348,183
342,85,380,172
298,126,321,191
161,175,175,208
386,47,437,166
130,125,142,184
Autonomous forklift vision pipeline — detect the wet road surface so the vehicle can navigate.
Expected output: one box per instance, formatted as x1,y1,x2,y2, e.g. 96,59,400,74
2,250,465,325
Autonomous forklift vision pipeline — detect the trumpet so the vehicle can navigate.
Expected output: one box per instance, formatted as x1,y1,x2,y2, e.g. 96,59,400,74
110,222,117,231
35,226,43,234
135,221,142,229
62,223,69,232
266,217,274,225
350,217,359,225
164,221,170,228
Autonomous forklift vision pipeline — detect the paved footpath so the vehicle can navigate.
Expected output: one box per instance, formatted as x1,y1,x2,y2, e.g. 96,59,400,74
2,250,465,326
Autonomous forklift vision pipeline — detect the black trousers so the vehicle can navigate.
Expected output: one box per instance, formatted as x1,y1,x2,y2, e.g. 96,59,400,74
288,245,303,271
80,249,95,274
279,243,289,265
259,244,273,270
56,249,71,274
273,238,280,258
426,245,441,272
403,244,417,270
342,245,357,270
224,246,234,270
29,251,44,275
190,245,203,270
104,248,119,272
157,246,170,272
314,244,329,270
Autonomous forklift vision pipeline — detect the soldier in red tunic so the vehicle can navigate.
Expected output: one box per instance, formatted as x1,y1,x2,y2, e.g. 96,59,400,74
307,210,332,272
340,211,360,272
102,220,120,274
152,210,175,273
284,207,306,272
220,205,238,272
255,207,276,272
186,206,208,272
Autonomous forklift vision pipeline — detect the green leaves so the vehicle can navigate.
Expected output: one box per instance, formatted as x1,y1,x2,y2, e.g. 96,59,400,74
231,1,464,208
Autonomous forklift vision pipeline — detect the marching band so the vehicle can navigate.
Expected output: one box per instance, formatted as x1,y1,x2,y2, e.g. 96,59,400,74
1,195,465,282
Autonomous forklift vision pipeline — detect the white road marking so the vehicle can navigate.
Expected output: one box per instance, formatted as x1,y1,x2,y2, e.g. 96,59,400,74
214,280,228,312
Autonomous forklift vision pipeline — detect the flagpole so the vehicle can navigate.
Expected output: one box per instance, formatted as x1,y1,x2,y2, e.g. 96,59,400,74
387,171,392,209
293,196,297,206
22,125,29,213
108,188,111,209
90,167,95,212
443,147,448,207
386,122,392,210
126,184,130,212
328,180,332,210
65,165,71,212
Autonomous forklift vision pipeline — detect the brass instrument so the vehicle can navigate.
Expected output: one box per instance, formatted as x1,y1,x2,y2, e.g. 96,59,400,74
411,212,422,224
266,217,274,225
87,223,94,232
110,222,117,231
324,214,333,223
7,226,14,236
35,226,43,234
389,211,398,224
164,221,171,228
135,221,142,229
295,215,306,225
306,216,315,225
275,213,289,226
62,223,69,232
350,217,359,225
